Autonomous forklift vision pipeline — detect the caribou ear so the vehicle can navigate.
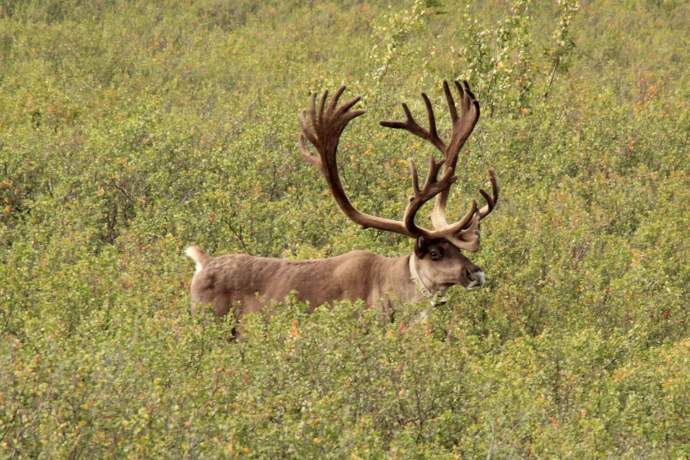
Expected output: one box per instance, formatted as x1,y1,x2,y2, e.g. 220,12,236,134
415,236,430,259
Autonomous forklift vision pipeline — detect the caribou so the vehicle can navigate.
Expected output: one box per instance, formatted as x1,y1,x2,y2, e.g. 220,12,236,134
186,81,499,320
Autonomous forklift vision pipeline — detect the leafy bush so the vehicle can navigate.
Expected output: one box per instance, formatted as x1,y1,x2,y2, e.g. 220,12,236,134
1,0,688,457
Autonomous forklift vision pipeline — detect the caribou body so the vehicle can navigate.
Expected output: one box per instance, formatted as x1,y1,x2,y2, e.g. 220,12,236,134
187,81,499,319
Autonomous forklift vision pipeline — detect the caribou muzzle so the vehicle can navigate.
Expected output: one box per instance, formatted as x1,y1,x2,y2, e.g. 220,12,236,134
463,266,486,290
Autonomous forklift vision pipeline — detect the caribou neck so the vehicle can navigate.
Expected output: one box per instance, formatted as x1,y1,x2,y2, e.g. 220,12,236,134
374,254,446,305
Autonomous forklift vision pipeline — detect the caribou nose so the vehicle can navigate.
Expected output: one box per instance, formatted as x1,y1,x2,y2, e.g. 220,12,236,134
466,267,485,289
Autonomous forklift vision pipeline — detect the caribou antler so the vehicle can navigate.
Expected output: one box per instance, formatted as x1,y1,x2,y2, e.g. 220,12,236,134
299,83,498,250
381,80,499,251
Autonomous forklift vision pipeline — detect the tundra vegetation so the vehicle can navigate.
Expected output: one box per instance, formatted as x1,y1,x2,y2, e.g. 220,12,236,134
1,0,688,458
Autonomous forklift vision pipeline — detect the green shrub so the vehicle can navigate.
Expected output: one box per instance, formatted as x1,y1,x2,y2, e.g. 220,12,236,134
1,0,688,457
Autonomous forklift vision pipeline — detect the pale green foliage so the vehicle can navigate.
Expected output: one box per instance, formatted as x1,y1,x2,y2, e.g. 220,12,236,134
368,0,430,84
1,0,689,458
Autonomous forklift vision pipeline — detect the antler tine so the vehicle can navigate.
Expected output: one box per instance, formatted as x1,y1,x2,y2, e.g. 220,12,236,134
309,92,319,131
298,110,317,145
380,95,446,153
327,86,347,115
408,159,420,194
422,93,443,152
335,95,363,119
443,80,459,124
298,133,322,169
458,80,471,114
478,169,499,219
318,90,330,125
478,189,493,212
422,155,447,190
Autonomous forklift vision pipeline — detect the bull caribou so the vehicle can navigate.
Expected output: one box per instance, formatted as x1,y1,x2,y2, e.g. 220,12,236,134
186,81,498,320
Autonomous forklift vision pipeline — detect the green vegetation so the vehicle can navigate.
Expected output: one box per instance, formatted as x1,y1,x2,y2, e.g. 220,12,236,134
1,0,689,457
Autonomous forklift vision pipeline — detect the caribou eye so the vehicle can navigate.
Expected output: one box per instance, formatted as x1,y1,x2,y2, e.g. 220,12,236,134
430,248,443,260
